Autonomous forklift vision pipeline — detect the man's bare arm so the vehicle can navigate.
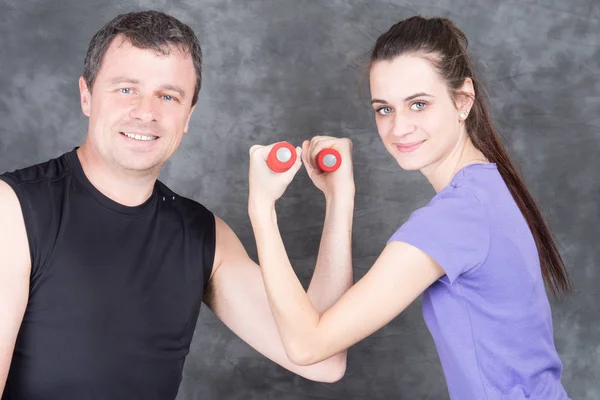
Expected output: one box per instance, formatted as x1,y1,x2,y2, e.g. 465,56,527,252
0,180,31,393
203,216,346,383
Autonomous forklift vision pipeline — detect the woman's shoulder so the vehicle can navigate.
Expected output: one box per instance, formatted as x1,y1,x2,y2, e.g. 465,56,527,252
434,162,501,206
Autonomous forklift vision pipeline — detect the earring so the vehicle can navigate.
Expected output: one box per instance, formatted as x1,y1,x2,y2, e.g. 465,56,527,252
460,112,467,120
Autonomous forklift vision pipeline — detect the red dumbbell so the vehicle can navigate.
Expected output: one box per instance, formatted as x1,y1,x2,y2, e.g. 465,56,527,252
316,148,341,173
267,142,342,173
267,142,297,173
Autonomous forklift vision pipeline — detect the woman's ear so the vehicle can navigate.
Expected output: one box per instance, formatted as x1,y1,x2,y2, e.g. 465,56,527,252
456,77,475,119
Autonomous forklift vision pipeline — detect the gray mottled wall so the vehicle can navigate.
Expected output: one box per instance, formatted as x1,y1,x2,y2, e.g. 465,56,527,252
1,0,599,398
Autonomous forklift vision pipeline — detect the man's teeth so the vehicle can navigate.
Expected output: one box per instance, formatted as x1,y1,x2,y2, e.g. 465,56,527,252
123,132,157,141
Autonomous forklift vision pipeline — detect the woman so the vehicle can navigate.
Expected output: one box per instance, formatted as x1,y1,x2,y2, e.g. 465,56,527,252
248,16,571,399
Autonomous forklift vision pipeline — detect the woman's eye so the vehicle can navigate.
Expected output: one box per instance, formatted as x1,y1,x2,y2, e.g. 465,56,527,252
377,107,393,116
410,101,426,111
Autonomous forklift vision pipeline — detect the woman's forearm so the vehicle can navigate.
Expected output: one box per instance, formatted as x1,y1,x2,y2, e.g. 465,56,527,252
307,191,354,313
249,200,322,365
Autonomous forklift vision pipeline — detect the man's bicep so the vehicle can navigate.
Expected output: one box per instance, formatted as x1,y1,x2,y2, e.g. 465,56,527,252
0,180,32,391
203,215,263,319
202,217,345,382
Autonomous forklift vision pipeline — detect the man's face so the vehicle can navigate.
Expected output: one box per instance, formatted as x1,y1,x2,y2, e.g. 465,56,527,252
79,35,197,174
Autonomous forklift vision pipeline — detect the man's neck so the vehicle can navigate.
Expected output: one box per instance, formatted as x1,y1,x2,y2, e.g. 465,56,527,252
76,145,158,207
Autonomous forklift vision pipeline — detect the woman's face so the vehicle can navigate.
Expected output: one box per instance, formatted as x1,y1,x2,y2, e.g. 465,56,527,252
370,54,470,175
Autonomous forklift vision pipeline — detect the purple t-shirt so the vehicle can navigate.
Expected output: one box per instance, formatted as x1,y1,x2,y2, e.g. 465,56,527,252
388,163,569,400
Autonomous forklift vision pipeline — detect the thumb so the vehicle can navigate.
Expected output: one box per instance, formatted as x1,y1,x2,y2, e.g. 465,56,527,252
301,141,319,177
289,146,304,175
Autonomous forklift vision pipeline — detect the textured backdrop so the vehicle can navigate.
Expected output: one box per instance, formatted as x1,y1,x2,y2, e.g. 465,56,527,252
1,0,598,398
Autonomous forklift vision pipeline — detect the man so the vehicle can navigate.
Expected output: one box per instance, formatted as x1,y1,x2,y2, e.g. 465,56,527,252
0,10,354,399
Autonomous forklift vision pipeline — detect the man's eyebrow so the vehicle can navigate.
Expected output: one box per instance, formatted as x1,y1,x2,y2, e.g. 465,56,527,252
109,76,140,85
159,84,186,98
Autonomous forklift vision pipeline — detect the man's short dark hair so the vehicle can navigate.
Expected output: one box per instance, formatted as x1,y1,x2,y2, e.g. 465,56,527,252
83,10,203,106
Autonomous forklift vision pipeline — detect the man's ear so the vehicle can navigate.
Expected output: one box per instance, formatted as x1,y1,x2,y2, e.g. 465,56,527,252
79,76,91,117
183,104,196,135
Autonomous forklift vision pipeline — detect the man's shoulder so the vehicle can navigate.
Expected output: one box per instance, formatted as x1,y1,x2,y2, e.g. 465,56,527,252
0,150,74,187
155,179,215,221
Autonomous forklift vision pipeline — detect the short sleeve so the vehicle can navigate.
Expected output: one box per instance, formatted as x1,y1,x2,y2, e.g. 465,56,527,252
387,186,490,282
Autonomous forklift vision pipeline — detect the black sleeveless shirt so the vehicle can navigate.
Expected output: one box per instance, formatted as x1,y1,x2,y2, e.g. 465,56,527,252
0,149,215,400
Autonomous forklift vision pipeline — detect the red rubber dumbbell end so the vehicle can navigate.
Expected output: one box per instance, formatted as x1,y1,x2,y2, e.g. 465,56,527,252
317,148,341,173
267,142,297,173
